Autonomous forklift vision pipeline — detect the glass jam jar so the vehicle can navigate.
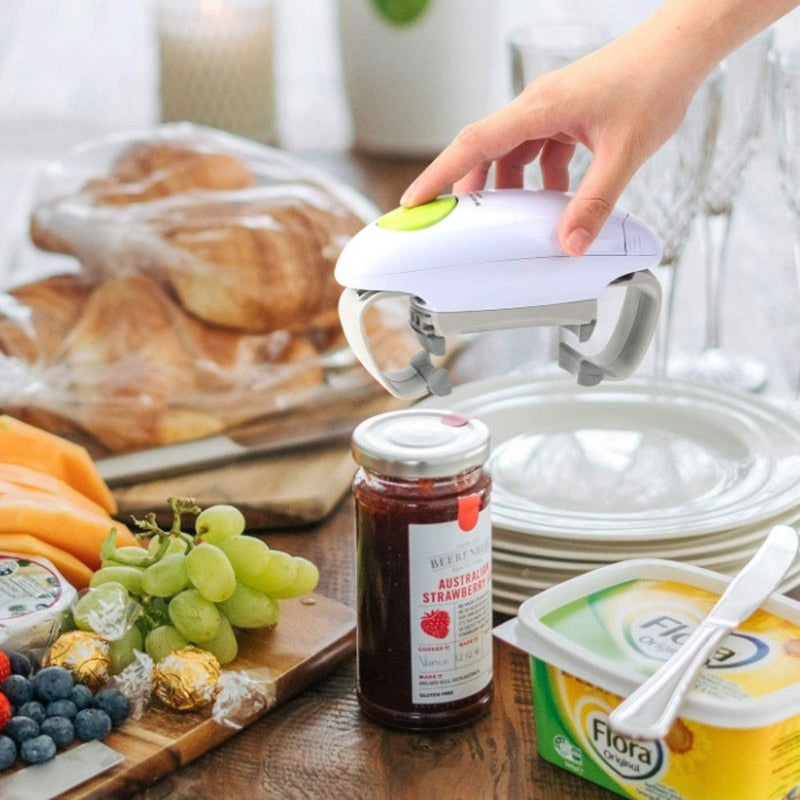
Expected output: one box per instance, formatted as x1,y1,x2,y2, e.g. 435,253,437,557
350,408,493,730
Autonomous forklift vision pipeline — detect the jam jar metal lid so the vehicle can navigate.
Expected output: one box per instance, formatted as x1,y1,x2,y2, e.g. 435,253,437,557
351,409,490,479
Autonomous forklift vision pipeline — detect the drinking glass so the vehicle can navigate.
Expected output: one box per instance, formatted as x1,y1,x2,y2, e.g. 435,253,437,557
770,47,800,409
508,23,612,190
621,67,723,378
672,30,773,391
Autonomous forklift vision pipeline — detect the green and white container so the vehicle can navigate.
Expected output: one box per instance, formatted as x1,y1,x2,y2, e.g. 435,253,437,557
495,559,800,799
337,0,497,156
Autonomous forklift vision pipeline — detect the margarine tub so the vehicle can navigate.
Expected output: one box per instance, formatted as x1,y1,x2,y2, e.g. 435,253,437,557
494,558,800,800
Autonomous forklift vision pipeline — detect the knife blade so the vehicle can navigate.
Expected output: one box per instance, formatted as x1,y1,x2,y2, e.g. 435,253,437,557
95,392,407,486
95,419,357,487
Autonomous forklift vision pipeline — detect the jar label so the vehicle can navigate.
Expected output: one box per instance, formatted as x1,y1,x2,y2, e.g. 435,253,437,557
408,503,493,704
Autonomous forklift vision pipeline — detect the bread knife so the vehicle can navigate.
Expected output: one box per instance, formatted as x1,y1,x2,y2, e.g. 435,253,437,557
95,417,359,487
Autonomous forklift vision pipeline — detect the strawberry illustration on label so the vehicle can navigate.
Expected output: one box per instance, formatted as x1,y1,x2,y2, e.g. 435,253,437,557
420,609,450,639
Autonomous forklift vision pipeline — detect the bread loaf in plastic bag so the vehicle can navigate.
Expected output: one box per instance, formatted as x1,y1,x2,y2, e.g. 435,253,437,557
0,123,411,454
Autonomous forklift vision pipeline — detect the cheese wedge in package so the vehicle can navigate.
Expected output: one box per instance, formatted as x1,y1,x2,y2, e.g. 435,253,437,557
0,553,77,653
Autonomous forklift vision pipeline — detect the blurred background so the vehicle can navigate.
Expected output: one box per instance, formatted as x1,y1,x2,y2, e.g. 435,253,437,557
0,0,690,158
3,0,800,399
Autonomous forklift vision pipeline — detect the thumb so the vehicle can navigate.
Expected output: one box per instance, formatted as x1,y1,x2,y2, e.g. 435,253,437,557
557,155,635,256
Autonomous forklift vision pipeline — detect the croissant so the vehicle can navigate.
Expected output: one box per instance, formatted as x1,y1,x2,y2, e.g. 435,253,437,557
13,134,411,453
30,141,365,334
0,274,325,452
148,191,362,332
30,142,258,256
82,142,258,206
0,274,91,363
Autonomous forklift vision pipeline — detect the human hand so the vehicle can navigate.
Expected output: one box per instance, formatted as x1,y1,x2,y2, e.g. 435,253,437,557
399,16,706,256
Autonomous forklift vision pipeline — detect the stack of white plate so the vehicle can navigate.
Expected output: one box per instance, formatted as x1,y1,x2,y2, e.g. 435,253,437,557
420,375,800,615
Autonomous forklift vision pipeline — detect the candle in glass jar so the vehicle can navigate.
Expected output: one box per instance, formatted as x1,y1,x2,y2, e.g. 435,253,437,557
157,0,276,144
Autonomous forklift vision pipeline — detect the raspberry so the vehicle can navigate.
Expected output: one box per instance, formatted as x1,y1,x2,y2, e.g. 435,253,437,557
0,652,10,683
0,692,10,732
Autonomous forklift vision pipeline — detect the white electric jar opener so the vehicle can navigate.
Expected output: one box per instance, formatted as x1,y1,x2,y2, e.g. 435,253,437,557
335,189,662,399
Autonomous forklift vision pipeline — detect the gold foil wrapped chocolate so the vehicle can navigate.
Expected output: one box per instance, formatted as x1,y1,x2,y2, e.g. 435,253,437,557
154,646,221,711
44,630,111,691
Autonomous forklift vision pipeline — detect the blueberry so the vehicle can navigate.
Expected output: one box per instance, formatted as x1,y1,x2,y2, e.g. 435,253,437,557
74,708,111,741
3,715,39,745
93,688,130,727
0,735,16,769
1,674,33,706
17,700,46,725
40,716,75,749
20,733,56,764
70,683,94,710
46,698,77,719
32,666,73,703
8,652,33,677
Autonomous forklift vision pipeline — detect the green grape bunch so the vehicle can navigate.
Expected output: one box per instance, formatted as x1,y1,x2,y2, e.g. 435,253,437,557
74,497,319,668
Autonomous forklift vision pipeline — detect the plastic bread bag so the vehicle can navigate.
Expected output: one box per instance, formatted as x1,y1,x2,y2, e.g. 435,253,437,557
0,123,414,455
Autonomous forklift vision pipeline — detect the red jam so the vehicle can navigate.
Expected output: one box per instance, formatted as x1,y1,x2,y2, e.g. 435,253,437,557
351,409,493,730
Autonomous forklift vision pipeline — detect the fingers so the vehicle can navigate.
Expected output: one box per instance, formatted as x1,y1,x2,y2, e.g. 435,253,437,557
493,140,545,189
400,124,491,206
452,163,492,195
539,139,576,193
557,148,638,255
401,101,534,206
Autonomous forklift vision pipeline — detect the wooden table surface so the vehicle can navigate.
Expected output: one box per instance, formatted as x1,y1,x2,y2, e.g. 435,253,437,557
121,151,800,800
122,152,620,800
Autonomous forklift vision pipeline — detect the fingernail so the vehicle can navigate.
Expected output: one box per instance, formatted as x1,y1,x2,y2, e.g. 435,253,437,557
564,227,592,256
400,181,417,207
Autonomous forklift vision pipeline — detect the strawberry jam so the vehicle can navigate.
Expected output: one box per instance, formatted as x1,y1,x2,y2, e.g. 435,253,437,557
351,409,493,730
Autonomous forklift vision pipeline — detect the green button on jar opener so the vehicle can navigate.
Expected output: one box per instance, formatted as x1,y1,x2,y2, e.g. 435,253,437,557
376,196,458,231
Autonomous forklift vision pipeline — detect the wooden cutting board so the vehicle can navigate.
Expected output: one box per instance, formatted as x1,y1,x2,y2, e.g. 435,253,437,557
111,442,357,529
3,593,355,799
107,393,408,529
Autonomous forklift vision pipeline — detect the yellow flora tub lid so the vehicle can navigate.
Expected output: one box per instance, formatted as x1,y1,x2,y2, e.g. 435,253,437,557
495,558,800,729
